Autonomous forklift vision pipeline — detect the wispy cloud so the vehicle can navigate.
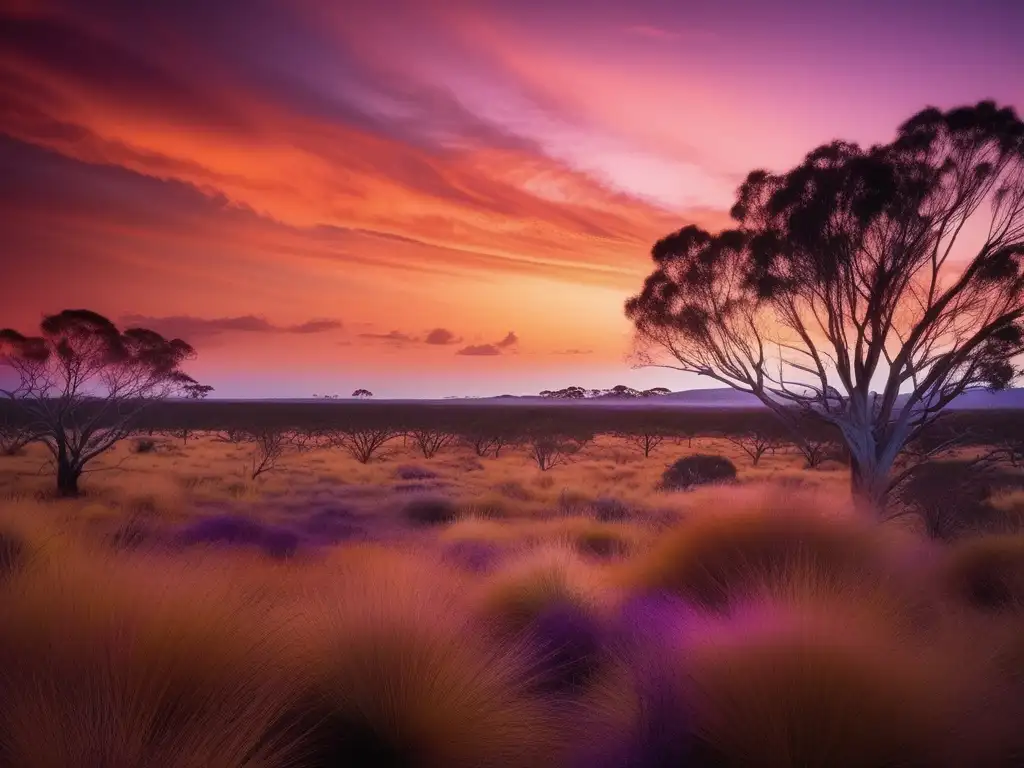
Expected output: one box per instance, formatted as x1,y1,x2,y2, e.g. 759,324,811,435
553,348,594,355
358,327,463,346
358,330,418,344
120,314,343,341
624,24,682,41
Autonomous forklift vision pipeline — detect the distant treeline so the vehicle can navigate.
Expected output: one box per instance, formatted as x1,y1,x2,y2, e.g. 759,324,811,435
4,399,1020,448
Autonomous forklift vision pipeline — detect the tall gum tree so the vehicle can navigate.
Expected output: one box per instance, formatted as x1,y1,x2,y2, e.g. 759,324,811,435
0,310,201,496
626,102,1024,513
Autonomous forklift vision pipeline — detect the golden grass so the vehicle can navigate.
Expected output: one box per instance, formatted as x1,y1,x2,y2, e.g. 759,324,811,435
0,551,304,768
3,434,1024,764
475,543,612,636
680,615,976,767
288,547,557,767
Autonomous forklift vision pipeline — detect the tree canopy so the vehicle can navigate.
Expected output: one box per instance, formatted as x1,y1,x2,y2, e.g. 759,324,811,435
0,310,200,495
627,101,1024,508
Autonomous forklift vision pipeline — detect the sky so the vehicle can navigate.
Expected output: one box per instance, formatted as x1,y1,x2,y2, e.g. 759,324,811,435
1,0,1022,398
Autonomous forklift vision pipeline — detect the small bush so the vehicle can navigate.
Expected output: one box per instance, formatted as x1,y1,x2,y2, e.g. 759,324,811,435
943,534,1024,611
660,454,737,491
403,495,459,526
176,515,301,559
395,464,439,481
592,496,630,522
132,437,158,454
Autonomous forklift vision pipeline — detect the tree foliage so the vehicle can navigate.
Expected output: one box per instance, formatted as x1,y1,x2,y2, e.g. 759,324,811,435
0,310,199,495
627,102,1024,509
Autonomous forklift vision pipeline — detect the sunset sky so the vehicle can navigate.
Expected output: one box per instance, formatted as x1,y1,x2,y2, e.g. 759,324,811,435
2,0,1022,398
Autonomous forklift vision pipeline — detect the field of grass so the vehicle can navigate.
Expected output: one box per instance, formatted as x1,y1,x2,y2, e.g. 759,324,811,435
1,421,1024,766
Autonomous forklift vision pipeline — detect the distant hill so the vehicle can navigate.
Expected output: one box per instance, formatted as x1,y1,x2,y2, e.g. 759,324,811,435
942,388,1024,410
658,388,765,407
659,387,1024,410
207,387,1024,408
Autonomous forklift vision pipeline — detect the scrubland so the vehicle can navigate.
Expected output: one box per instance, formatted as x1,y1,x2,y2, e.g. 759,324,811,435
1,429,1024,766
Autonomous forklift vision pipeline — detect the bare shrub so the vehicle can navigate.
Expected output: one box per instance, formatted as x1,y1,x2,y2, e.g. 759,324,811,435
617,430,667,458
724,430,782,466
796,439,839,469
327,426,401,464
246,428,293,480
527,436,586,471
132,437,158,454
408,428,457,459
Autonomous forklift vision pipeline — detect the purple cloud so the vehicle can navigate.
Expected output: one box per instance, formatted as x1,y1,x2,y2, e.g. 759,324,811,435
358,330,417,344
424,327,461,345
120,314,342,340
457,330,519,356
495,331,518,348
456,343,502,356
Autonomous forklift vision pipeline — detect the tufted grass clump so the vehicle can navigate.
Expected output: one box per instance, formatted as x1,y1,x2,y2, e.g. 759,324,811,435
0,554,304,768
477,545,609,692
614,493,929,626
288,549,557,767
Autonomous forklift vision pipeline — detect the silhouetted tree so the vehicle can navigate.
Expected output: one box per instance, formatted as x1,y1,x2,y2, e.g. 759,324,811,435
328,425,400,464
527,437,583,471
724,429,782,466
408,427,456,459
627,102,1024,511
0,310,199,496
171,382,214,444
0,407,38,456
641,387,672,397
352,389,373,398
617,429,667,458
795,439,840,470
246,427,292,480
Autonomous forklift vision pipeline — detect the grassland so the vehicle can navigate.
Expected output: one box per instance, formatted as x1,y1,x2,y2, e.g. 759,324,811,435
1,404,1023,766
